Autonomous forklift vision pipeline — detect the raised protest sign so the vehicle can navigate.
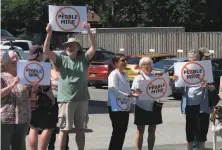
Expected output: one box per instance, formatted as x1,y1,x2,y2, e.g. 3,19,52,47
17,61,51,85
49,5,87,32
109,92,131,111
174,60,213,87
138,73,172,100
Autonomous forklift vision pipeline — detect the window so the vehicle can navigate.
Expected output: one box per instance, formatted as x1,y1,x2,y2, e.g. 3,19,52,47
127,57,141,65
154,59,177,70
4,42,29,50
91,51,115,62
212,59,222,71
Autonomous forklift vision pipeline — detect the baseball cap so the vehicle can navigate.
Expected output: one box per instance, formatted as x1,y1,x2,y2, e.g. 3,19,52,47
28,45,43,60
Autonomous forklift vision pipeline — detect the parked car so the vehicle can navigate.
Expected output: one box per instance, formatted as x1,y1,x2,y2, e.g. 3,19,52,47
88,48,115,88
0,45,27,60
1,40,33,51
1,29,17,41
124,53,176,83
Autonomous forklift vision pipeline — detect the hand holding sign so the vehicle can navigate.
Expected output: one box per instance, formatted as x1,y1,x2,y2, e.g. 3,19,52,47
130,89,142,97
31,80,39,92
12,76,20,86
130,92,141,97
83,22,90,31
201,81,208,88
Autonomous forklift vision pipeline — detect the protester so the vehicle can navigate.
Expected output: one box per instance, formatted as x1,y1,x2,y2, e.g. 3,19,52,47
48,60,69,150
108,54,140,150
191,48,218,150
180,49,215,150
0,50,38,150
28,45,57,150
43,22,96,150
131,57,162,150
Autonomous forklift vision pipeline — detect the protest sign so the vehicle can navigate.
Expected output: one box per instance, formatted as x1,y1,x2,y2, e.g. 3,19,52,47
138,73,172,100
109,92,131,111
17,61,51,85
49,5,87,32
174,60,213,87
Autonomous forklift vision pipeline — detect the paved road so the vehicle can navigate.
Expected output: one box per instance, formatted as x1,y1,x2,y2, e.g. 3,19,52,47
26,87,222,150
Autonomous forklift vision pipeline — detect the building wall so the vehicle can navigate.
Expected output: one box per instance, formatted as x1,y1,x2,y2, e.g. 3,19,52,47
53,32,222,57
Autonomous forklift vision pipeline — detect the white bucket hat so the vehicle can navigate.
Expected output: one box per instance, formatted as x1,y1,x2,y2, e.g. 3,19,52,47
62,38,81,46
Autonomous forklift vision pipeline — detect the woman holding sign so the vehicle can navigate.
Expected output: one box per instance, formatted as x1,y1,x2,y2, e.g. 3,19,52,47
131,57,162,150
0,50,39,150
180,49,215,150
108,54,140,150
27,45,57,150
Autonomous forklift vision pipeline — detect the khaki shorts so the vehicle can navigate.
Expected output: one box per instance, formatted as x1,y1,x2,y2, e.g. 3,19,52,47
58,101,88,131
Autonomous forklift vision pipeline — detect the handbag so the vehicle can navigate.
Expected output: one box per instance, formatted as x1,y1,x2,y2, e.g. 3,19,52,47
37,85,53,107
141,74,163,112
152,100,163,112
31,85,53,110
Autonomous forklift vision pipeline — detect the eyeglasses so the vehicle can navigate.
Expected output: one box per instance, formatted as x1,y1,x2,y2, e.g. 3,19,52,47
119,59,127,62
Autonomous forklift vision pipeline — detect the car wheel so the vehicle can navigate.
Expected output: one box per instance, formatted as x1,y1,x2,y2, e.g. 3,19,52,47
95,84,103,89
172,93,182,100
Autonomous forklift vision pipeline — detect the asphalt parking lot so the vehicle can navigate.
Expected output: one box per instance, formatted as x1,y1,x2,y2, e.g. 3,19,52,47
26,87,222,150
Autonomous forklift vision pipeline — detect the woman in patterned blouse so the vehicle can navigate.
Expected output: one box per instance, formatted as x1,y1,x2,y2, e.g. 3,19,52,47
0,50,38,150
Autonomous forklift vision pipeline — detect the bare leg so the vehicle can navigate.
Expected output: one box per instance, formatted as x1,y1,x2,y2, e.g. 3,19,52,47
28,127,39,150
187,142,193,150
39,128,53,150
57,130,69,150
148,125,156,150
136,125,145,150
76,129,85,150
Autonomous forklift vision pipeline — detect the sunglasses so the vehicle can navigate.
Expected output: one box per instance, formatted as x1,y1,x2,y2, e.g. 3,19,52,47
119,59,127,62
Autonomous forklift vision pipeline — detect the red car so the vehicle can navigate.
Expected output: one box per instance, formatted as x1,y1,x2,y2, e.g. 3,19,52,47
88,49,115,88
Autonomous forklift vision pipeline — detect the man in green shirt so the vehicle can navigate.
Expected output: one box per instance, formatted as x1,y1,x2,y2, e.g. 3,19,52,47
43,22,96,150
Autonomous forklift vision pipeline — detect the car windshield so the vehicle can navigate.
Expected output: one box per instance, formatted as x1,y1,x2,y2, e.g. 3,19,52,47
91,51,115,62
1,29,13,37
3,42,29,50
127,57,140,64
154,59,178,70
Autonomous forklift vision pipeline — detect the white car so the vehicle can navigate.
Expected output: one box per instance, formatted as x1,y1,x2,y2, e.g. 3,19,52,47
0,40,33,51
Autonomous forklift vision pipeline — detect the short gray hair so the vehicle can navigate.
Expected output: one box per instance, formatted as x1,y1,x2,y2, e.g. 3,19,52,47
139,57,153,68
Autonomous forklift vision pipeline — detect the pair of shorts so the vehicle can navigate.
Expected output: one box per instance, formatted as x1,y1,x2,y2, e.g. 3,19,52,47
57,100,88,131
185,105,209,142
30,105,58,129
134,105,162,125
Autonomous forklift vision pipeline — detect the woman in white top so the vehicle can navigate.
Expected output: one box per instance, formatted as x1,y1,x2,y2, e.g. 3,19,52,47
131,57,163,150
108,54,139,150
